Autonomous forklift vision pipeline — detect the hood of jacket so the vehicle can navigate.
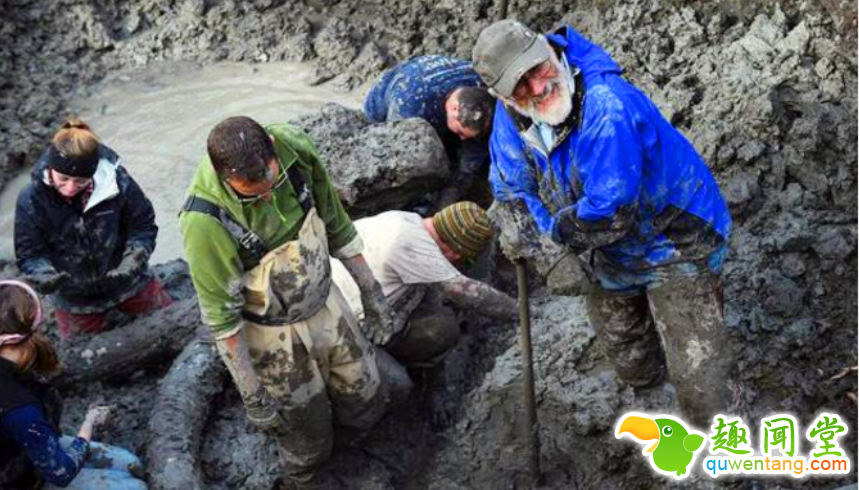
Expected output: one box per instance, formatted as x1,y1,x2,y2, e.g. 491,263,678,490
546,26,623,83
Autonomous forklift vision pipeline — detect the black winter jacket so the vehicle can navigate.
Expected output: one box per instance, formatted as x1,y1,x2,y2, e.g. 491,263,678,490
0,358,63,490
14,145,158,313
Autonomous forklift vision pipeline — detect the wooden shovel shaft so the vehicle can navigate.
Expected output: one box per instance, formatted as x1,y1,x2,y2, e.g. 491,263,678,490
515,259,541,486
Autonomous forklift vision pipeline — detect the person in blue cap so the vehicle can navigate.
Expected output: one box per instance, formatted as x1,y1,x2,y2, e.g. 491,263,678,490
472,20,734,427
364,55,496,207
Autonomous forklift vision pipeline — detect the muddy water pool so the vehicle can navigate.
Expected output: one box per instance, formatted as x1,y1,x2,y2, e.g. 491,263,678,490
0,61,365,265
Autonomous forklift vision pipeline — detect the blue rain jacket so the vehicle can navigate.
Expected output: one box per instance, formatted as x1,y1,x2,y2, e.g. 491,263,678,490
489,26,731,271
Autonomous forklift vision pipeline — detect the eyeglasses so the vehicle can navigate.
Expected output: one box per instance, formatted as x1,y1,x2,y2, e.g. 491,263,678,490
510,61,555,102
234,161,289,205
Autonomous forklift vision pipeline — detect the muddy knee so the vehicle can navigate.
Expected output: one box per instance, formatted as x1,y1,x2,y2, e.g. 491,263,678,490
277,393,334,470
389,306,459,365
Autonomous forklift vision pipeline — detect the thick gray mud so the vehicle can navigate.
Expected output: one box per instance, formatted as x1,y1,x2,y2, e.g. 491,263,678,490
1,0,856,488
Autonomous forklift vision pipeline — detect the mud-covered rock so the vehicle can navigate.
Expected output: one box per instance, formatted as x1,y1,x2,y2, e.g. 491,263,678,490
419,295,686,488
292,103,450,217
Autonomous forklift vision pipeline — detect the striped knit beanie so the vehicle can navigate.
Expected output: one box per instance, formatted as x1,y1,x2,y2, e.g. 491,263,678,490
433,201,493,259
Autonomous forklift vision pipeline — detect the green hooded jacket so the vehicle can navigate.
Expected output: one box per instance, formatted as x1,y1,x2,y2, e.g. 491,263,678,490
180,123,359,339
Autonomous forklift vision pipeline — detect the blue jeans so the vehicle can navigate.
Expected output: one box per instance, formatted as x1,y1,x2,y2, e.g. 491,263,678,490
43,437,147,490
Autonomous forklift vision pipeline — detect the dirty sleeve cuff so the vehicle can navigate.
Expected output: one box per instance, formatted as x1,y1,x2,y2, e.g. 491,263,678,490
212,320,244,341
331,234,364,260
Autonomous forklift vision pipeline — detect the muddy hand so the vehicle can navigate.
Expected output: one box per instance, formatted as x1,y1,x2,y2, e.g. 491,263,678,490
85,405,112,427
360,289,395,345
24,270,70,294
106,247,147,282
245,386,287,434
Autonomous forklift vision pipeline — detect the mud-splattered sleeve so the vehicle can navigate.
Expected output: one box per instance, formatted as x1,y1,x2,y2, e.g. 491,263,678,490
1,404,88,487
552,88,641,251
14,185,54,275
180,210,246,340
488,106,557,234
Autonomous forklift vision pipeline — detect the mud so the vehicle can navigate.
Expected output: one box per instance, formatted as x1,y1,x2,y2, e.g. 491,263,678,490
147,336,227,490
292,103,451,218
1,0,856,488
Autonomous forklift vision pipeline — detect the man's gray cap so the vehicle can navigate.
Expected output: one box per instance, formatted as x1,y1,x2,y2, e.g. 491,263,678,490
472,20,553,99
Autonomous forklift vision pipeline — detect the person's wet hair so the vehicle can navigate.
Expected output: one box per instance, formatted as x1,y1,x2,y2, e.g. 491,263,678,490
0,283,60,376
207,116,276,183
456,87,496,138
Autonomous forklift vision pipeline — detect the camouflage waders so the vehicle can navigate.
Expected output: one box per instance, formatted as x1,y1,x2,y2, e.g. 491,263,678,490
242,208,387,486
585,257,734,427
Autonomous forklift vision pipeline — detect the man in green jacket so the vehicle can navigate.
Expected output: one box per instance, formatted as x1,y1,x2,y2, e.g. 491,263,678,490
180,116,400,489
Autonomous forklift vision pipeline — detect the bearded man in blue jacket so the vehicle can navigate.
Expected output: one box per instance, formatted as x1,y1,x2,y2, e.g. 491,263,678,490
473,20,734,425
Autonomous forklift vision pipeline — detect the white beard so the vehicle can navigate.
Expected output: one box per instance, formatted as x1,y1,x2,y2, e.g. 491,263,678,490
509,61,574,126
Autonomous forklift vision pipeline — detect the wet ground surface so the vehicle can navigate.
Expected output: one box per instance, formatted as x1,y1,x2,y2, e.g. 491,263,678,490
1,0,856,488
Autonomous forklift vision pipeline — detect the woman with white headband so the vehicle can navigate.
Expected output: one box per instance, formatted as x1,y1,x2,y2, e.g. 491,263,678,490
0,280,147,489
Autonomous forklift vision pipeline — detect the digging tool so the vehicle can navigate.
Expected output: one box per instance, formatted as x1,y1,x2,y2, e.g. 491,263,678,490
515,258,542,487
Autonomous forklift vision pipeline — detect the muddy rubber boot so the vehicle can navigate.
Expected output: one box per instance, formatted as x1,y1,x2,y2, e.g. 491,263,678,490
647,272,734,428
417,337,472,430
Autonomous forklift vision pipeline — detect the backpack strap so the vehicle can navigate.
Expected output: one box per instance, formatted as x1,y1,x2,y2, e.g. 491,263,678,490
182,163,313,270
182,195,269,270
286,163,313,214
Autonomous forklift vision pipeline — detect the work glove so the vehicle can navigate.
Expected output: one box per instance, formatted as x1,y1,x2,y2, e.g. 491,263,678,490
23,269,70,295
546,253,592,297
359,287,396,346
244,386,287,434
105,247,148,283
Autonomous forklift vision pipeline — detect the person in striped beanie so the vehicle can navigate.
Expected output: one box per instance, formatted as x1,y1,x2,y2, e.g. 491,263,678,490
330,201,518,426
431,201,494,261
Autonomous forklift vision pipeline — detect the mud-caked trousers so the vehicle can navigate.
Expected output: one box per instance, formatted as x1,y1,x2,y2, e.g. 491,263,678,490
245,285,388,487
585,258,734,427
241,207,391,489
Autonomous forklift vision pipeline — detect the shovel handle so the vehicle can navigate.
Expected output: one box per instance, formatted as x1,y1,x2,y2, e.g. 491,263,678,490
515,259,541,486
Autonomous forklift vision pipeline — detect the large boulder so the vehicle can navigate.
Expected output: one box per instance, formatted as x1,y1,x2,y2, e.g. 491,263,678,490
292,103,451,218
